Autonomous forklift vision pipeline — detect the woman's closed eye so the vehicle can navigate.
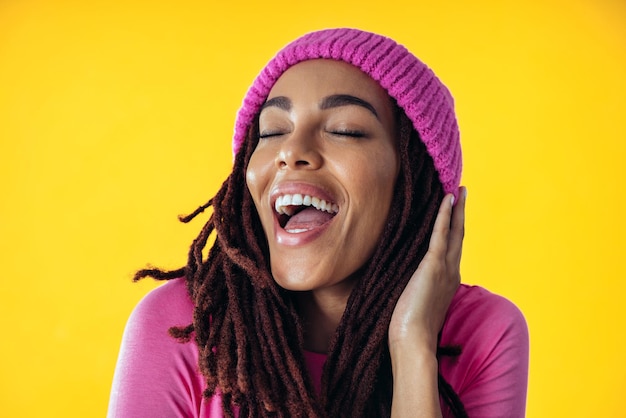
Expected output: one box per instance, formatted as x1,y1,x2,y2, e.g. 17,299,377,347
258,130,288,139
328,129,366,138
259,129,366,139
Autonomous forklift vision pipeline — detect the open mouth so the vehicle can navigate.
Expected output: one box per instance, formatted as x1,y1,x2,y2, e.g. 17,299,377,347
274,193,339,233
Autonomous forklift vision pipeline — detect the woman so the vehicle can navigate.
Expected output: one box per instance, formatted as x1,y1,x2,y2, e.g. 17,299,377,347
108,28,529,417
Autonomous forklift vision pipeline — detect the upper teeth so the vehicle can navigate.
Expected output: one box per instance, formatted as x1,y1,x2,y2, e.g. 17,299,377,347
275,194,339,216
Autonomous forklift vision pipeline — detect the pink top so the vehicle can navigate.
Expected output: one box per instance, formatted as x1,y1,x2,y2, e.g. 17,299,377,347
108,279,528,417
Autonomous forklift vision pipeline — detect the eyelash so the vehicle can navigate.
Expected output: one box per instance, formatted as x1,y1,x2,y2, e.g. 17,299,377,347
330,129,365,138
257,130,366,139
258,131,285,139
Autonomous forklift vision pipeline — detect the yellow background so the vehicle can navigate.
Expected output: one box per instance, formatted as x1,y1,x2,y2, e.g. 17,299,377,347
1,0,624,416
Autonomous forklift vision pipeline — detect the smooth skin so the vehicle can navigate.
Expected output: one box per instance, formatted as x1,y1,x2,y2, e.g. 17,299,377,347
246,60,399,353
247,59,399,297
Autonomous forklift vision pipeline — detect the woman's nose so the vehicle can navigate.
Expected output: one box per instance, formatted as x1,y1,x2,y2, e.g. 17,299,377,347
275,131,322,170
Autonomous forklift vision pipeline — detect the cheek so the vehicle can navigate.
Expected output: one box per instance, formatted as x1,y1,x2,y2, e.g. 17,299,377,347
357,148,399,225
245,164,257,199
245,150,266,204
379,146,400,198
354,147,398,197
245,150,275,236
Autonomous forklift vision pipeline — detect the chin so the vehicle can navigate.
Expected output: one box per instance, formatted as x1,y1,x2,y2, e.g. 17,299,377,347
270,264,361,295
271,272,317,292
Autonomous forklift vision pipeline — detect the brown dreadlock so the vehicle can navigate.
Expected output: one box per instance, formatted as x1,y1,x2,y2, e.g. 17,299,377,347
135,113,467,417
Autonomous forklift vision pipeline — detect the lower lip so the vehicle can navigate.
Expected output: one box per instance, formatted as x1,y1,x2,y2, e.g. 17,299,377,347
273,215,335,246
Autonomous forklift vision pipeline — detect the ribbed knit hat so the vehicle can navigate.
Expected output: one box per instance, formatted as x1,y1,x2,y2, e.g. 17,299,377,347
233,28,462,197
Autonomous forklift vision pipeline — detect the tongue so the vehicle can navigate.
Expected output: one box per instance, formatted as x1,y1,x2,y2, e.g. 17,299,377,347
284,207,334,231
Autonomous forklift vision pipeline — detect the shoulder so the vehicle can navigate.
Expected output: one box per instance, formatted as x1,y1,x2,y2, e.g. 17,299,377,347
108,278,209,417
117,277,198,378
127,277,194,329
439,285,529,417
441,284,528,360
444,284,527,342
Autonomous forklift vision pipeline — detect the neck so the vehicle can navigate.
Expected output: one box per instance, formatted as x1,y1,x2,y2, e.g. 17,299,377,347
293,280,355,354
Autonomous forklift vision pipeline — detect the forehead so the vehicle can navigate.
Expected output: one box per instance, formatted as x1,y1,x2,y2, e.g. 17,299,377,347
264,60,398,133
267,59,391,105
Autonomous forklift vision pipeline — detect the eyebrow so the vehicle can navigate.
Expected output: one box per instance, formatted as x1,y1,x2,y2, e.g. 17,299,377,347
260,96,292,112
320,94,379,119
260,94,379,119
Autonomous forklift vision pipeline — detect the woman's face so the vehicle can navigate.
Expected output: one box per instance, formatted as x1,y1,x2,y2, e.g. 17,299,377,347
246,59,399,294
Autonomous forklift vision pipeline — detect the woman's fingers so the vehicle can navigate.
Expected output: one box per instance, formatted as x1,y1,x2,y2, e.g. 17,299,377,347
446,186,466,269
425,186,466,282
428,193,455,258
389,187,467,347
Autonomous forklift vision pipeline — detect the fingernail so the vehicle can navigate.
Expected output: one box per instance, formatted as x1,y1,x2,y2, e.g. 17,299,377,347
450,194,455,207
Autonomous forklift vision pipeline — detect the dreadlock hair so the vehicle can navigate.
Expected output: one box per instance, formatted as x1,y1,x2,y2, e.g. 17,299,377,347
134,112,467,417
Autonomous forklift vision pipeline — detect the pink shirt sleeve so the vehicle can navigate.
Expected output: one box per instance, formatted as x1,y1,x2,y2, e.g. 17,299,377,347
107,279,221,418
439,285,530,418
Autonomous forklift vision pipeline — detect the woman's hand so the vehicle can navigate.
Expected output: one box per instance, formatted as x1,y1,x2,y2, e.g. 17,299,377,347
388,187,466,418
389,186,466,350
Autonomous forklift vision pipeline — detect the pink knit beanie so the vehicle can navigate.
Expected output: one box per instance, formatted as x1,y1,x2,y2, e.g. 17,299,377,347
233,28,462,197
